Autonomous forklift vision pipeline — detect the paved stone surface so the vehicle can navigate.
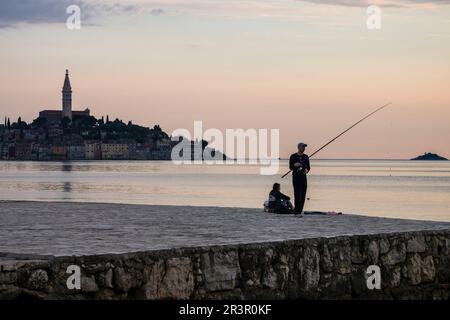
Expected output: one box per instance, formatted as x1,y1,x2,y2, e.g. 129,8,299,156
0,201,449,256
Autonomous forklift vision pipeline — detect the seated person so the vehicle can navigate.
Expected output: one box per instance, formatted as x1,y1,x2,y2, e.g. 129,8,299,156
267,183,294,214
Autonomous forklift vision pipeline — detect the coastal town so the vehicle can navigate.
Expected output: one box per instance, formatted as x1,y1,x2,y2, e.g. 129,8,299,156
0,70,179,161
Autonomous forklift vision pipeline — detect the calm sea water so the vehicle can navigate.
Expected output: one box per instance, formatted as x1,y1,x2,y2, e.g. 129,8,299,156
0,160,449,222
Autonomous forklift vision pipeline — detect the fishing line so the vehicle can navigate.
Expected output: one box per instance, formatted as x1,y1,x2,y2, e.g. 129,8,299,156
281,102,392,179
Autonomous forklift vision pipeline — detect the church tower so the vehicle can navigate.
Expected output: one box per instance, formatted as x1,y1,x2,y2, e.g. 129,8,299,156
62,69,72,120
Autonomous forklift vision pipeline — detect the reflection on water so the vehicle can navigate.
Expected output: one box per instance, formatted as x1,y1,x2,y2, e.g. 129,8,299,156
62,163,73,172
62,163,73,198
62,181,72,194
0,160,449,222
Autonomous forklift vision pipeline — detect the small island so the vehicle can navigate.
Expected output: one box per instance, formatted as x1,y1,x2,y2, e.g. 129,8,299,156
411,152,448,161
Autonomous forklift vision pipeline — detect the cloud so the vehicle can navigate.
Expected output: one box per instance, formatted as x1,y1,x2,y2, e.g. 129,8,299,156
300,0,450,7
0,0,165,28
150,8,165,16
301,0,378,7
0,0,84,27
0,0,126,29
1,0,449,28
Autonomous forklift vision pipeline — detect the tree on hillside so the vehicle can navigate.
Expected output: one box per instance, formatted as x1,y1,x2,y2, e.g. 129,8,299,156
32,117,47,128
72,115,97,129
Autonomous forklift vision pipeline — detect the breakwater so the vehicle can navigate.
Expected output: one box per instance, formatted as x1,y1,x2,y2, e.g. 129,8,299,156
0,201,449,299
1,230,449,299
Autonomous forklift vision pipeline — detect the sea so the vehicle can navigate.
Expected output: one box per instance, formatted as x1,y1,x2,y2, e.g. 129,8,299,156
0,160,449,222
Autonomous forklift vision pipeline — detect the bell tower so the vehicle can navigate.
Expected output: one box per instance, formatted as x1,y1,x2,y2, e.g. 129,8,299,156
62,69,72,120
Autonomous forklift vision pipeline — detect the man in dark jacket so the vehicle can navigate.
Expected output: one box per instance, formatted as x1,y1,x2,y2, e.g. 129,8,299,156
289,142,310,216
268,183,293,214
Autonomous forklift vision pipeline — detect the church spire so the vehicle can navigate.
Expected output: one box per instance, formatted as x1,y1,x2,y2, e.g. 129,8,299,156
62,69,72,120
63,69,71,90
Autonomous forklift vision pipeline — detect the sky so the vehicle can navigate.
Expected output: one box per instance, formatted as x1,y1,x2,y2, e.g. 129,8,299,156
0,0,449,159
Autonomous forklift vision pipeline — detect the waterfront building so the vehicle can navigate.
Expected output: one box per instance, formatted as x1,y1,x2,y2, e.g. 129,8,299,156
30,143,39,160
50,145,67,160
156,137,172,150
38,145,50,161
68,144,86,160
85,142,102,160
101,143,129,160
15,142,32,160
135,143,152,160
0,143,9,160
127,142,136,159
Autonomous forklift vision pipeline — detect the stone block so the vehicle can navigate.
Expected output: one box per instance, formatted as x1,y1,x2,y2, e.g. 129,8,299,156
298,246,320,292
143,257,194,299
81,275,98,293
113,267,142,292
421,256,436,282
321,245,334,272
381,243,406,266
201,250,240,292
0,272,18,285
26,269,48,291
407,236,426,253
404,254,436,285
379,238,390,254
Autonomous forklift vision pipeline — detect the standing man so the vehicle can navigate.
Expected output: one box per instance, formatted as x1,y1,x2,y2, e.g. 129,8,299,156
289,142,310,216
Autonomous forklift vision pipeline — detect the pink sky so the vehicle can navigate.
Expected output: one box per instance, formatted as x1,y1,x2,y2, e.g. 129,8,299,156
0,0,449,158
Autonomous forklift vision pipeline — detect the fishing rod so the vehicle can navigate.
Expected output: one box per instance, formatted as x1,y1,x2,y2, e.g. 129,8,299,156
281,102,392,178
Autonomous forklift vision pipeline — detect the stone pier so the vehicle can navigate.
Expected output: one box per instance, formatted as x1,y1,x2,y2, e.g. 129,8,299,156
0,201,449,299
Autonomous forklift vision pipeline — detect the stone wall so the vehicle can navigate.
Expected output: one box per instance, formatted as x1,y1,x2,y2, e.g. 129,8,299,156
1,230,449,300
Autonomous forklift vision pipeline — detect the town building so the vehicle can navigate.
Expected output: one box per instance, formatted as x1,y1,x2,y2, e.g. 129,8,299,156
38,70,90,123
101,143,129,160
15,142,32,160
68,144,86,160
85,142,102,160
1,70,175,162
50,145,67,160
38,144,50,161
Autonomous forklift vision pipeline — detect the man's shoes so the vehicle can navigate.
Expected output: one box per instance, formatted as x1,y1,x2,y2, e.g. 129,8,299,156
294,211,304,217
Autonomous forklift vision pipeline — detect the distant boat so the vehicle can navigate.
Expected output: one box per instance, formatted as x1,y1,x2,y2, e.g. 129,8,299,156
411,152,448,161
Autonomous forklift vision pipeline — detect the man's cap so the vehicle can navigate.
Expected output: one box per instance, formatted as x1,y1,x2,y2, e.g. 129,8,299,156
298,142,308,148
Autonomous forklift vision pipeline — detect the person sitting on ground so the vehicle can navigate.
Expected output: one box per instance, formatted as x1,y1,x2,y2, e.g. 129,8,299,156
267,183,294,214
